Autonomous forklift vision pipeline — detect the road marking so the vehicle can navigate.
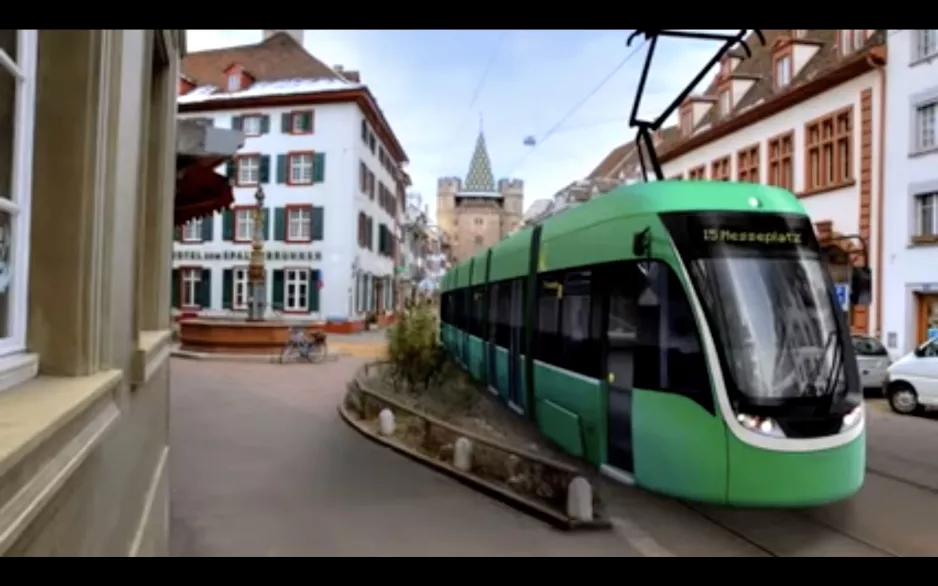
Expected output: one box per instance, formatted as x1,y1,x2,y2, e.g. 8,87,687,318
610,516,675,557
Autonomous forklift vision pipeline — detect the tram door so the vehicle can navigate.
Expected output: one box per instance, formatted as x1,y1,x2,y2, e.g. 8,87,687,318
605,268,637,473
507,279,524,410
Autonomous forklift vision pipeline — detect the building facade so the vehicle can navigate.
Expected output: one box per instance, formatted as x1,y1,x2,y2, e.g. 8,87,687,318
175,31,409,331
436,130,523,263
596,30,886,335
0,29,181,556
882,29,938,354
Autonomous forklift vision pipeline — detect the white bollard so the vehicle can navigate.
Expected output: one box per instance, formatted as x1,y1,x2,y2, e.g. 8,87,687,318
566,476,593,522
378,408,396,436
453,437,473,471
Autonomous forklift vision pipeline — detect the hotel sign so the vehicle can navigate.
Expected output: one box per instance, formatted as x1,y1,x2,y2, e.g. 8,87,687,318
173,250,322,262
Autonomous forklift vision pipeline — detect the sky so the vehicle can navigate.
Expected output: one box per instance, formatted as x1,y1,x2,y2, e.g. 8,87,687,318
186,30,725,220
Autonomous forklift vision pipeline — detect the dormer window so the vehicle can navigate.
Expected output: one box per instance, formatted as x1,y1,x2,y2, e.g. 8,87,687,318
227,73,241,91
680,109,693,136
719,89,731,116
775,54,792,89
839,30,867,55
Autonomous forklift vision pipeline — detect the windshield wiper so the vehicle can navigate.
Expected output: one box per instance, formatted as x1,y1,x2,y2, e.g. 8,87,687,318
824,333,844,397
803,330,837,397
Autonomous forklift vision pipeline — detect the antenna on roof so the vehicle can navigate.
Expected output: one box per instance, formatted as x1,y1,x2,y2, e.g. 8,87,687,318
625,29,766,182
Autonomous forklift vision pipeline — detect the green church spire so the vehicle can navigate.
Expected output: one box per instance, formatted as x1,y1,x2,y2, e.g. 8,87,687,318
463,127,496,193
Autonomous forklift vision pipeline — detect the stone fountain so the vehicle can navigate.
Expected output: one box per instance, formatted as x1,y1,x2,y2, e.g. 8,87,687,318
177,187,325,355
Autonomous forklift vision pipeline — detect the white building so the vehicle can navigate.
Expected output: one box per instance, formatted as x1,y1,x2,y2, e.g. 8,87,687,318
882,30,938,354
645,29,886,335
173,30,409,332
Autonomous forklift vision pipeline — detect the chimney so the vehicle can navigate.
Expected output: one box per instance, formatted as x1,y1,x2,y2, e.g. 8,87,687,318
263,30,304,45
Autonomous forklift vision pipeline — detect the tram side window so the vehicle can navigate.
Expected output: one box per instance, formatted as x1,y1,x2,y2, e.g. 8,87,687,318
488,283,499,341
509,278,524,351
495,280,513,348
453,289,466,330
471,285,485,338
441,292,452,325
535,274,563,366
560,270,602,378
634,261,709,397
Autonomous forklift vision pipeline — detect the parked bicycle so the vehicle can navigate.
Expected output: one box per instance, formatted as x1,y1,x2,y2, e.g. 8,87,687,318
279,326,328,364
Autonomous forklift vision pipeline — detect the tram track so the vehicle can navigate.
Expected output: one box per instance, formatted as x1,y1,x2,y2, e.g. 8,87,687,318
674,499,898,557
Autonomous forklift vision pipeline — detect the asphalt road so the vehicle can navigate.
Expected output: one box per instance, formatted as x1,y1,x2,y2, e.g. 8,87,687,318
168,356,641,557
169,351,938,557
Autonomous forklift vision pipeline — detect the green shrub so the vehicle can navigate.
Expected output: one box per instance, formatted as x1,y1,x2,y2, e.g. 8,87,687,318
386,302,446,392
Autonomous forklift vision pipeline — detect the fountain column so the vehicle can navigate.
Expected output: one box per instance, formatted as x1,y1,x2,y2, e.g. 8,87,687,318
247,187,267,322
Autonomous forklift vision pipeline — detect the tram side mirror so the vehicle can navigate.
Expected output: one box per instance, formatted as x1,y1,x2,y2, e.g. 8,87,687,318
914,346,925,358
849,267,872,307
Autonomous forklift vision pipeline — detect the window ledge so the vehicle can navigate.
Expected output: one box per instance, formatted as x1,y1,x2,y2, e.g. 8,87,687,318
132,330,172,387
798,179,856,199
0,369,122,554
910,146,938,159
0,353,40,395
909,53,938,68
909,236,938,248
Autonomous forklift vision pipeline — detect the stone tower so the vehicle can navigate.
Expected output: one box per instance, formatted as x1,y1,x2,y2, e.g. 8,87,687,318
436,128,525,263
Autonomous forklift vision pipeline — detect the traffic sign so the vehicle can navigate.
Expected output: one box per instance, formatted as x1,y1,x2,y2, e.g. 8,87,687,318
928,327,938,341
834,283,850,312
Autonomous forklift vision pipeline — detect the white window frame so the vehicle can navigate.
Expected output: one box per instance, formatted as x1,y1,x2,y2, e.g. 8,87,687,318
792,30,807,40
775,55,792,89
234,208,255,241
236,155,259,186
182,217,202,242
0,31,38,363
241,115,262,136
284,268,309,312
916,101,936,152
289,153,313,185
915,30,938,61
232,267,249,310
287,207,312,241
181,268,201,308
227,73,240,92
291,112,307,134
916,192,938,238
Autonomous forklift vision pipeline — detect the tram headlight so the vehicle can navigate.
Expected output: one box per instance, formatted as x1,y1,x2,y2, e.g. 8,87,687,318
840,405,863,431
735,413,786,438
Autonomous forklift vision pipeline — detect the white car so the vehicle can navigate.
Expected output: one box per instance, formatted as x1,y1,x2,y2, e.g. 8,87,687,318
852,334,891,393
884,336,938,415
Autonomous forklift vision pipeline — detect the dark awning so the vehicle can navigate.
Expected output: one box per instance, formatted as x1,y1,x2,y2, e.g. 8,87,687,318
174,119,244,227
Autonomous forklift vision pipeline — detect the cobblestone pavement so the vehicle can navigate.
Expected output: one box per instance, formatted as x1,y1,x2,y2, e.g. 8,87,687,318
169,357,641,557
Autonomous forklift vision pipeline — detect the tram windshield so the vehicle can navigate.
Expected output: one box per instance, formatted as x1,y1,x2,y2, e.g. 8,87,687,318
661,211,858,405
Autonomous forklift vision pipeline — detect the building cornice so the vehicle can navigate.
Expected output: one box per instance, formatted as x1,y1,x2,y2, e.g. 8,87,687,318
178,87,409,164
660,46,886,163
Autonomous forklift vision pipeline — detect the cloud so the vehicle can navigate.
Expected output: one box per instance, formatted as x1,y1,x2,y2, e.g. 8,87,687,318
186,30,731,220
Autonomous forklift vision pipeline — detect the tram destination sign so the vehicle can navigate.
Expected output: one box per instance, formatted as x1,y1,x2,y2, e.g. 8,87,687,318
661,211,821,261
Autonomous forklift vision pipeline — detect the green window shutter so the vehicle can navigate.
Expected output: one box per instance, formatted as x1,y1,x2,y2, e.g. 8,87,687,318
313,152,325,183
173,225,181,241
260,115,270,134
225,160,235,180
199,269,212,308
259,155,271,184
308,270,320,312
272,270,285,307
274,207,286,241
232,116,243,130
304,111,314,132
222,208,234,241
262,207,271,240
276,154,288,184
171,269,180,308
311,206,324,241
201,214,213,242
281,113,291,133
222,269,233,309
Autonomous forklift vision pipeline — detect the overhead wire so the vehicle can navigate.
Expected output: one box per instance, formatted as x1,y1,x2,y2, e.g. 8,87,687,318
505,36,649,177
442,31,510,155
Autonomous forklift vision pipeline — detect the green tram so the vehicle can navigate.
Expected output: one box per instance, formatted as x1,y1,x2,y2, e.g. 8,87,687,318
439,181,868,507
